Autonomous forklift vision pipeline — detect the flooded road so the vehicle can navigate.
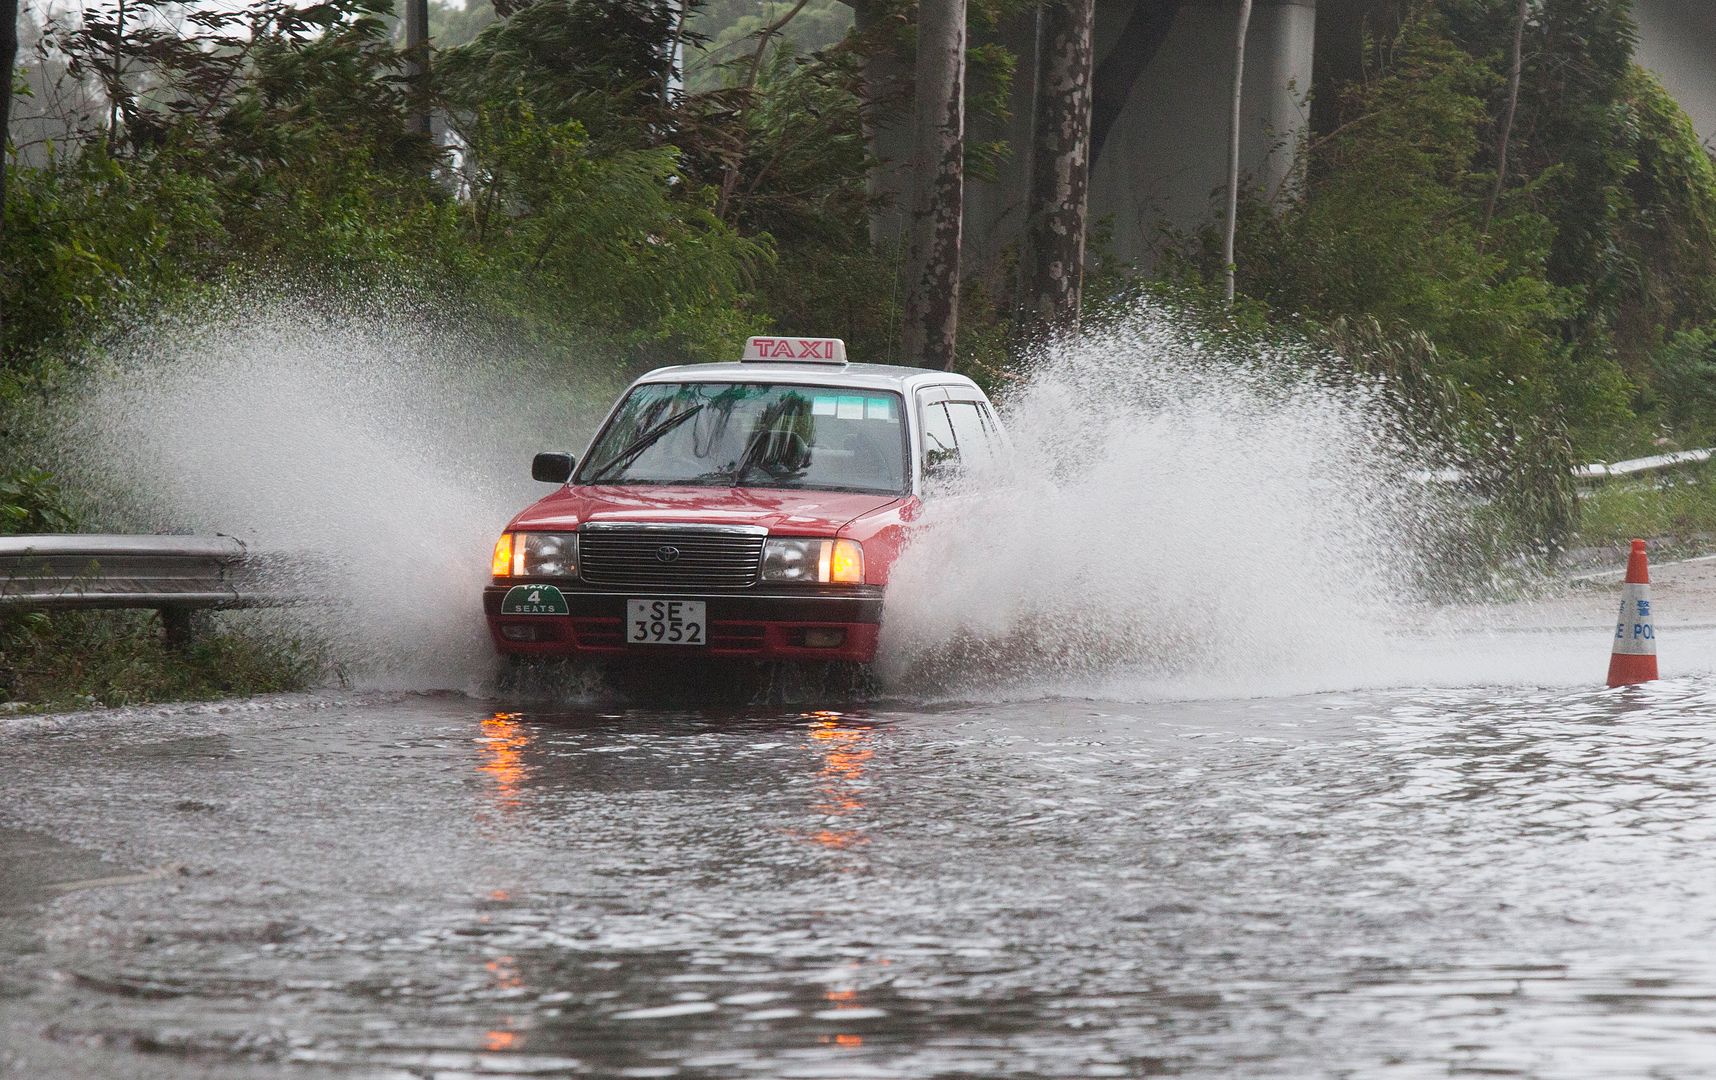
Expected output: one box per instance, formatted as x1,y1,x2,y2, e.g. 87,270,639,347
5,673,1716,1079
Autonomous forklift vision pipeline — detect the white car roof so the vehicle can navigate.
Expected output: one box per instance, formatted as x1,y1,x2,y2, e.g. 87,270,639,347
635,361,986,396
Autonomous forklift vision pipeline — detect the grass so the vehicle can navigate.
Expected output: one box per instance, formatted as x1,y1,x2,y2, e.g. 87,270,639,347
1570,460,1716,553
0,609,320,712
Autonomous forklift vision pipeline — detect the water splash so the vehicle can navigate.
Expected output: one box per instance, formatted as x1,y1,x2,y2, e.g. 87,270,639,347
53,295,1590,701
878,308,1450,700
55,291,618,691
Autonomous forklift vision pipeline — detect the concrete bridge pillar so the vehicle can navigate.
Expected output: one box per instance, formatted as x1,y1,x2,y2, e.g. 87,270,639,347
1088,0,1314,265
1633,0,1716,151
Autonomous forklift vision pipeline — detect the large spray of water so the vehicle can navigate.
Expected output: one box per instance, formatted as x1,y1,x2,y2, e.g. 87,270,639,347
878,312,1447,699
55,291,617,690
54,295,1511,699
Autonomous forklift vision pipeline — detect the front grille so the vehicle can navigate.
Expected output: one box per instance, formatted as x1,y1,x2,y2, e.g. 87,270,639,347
579,527,765,589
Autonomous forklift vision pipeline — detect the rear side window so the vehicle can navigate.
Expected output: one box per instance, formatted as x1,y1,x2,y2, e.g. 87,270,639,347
945,401,999,470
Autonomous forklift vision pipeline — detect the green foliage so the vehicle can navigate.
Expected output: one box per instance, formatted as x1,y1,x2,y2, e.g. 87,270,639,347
7,0,1716,650
1612,68,1716,364
457,105,771,359
1237,23,1591,427
1458,0,1640,334
683,0,853,94
5,0,798,375
0,611,318,709
1644,327,1716,440
756,245,902,362
0,469,76,535
1130,0,1716,516
440,0,677,145
1173,7,1708,546
715,46,871,240
1430,1,1716,452
1163,3,1716,475
3,0,445,365
3,149,216,363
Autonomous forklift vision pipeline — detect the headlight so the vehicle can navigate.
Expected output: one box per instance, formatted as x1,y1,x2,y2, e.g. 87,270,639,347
491,532,579,578
761,538,864,585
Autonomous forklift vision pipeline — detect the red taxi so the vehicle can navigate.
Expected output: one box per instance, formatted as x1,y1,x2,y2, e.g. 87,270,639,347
484,337,1006,665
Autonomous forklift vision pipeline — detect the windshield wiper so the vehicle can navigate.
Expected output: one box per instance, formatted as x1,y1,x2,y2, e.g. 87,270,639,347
728,430,769,488
584,404,706,484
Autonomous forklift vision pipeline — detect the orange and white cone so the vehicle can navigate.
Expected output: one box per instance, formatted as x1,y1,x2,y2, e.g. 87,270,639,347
1607,539,1658,687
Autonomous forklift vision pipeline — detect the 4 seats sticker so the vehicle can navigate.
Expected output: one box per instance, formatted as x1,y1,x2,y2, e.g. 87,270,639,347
500,584,570,615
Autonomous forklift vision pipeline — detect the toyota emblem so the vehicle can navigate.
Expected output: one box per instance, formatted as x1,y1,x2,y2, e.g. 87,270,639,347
656,545,681,563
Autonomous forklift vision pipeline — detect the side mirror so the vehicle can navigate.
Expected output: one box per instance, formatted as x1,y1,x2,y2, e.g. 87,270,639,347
531,452,576,484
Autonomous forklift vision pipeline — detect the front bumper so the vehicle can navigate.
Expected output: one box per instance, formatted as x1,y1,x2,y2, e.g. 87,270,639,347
483,582,884,663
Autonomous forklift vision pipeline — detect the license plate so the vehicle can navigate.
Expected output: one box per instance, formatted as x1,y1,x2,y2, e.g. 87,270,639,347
626,599,707,645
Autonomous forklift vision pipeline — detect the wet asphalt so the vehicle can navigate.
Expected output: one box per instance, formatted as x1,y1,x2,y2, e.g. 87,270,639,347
3,683,1716,1079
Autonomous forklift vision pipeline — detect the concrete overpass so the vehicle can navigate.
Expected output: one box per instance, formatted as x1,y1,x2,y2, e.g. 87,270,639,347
1634,0,1716,152
876,0,1716,272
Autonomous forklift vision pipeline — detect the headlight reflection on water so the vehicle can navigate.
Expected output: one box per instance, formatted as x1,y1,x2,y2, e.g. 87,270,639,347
477,712,531,816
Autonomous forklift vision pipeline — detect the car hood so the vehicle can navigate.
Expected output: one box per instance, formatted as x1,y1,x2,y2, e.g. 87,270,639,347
510,485,905,536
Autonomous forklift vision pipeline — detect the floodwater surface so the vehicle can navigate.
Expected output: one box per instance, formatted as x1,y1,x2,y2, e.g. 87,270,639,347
4,676,1716,1079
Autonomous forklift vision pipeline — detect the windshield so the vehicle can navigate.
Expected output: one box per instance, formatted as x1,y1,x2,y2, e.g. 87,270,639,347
576,382,909,495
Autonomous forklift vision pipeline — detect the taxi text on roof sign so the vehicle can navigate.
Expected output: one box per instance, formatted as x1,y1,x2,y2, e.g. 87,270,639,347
741,336,848,364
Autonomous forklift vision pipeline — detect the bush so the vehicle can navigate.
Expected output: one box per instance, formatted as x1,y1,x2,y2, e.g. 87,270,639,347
0,469,75,536
1237,22,1595,430
0,610,319,709
454,107,772,362
1645,327,1716,441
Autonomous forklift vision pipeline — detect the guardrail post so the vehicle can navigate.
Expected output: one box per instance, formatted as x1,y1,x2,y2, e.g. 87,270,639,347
159,607,210,652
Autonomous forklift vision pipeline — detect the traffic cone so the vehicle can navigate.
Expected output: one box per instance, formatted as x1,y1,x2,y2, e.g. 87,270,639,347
1607,539,1658,687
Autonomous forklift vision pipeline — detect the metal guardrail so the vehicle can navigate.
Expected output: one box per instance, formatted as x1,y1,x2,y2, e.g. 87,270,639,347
1575,448,1713,482
1416,449,1716,489
0,534,281,647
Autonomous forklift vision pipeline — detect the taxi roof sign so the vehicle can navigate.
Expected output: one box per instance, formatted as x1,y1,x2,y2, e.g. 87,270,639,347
741,336,848,365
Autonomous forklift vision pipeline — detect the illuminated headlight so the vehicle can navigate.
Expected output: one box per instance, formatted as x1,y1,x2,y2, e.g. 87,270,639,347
761,538,864,585
491,532,579,578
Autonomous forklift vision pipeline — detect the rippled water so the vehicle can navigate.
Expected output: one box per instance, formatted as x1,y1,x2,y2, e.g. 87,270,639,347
5,673,1716,1078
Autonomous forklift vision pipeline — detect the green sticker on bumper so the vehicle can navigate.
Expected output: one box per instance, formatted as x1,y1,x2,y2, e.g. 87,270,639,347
500,584,569,615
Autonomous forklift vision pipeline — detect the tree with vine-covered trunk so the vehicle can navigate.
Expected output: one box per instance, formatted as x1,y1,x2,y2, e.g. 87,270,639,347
1016,0,1095,340
900,0,965,370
